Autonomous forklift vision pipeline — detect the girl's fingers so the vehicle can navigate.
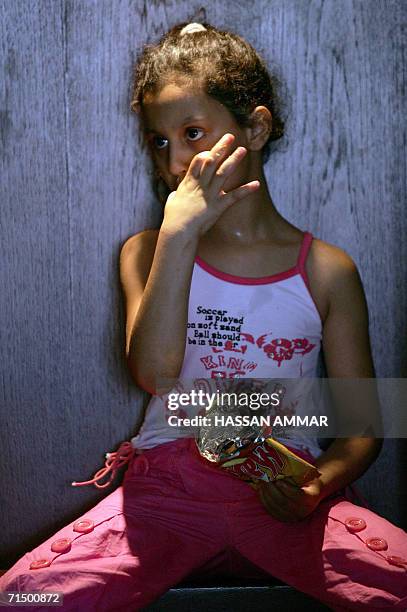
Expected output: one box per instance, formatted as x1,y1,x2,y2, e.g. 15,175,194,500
258,486,293,521
185,133,257,212
274,478,301,500
188,152,208,179
187,134,233,181
220,180,260,209
210,133,235,161
210,146,247,189
202,148,245,187
259,481,287,505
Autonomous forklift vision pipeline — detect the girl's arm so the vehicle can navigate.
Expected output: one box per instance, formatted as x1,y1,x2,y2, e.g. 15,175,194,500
310,251,382,497
258,247,383,521
122,134,259,394
120,226,199,395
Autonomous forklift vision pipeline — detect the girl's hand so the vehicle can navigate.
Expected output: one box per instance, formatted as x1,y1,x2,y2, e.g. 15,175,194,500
162,133,260,236
256,477,324,522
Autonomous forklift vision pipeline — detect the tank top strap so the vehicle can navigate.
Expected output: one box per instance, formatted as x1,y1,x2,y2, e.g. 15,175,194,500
296,231,314,290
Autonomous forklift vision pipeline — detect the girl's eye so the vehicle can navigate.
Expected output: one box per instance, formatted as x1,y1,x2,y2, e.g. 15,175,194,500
152,136,168,150
150,128,204,151
186,127,204,141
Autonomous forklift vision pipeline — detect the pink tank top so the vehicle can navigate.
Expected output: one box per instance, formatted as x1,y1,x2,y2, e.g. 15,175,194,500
132,231,324,457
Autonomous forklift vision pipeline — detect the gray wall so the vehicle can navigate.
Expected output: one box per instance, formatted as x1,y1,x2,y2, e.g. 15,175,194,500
0,0,406,569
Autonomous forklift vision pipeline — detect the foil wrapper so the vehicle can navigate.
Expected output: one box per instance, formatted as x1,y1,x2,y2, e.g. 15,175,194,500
197,405,270,464
195,390,320,485
196,384,281,464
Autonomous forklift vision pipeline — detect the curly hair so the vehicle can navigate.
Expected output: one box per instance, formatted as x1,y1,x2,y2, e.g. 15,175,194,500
130,21,288,201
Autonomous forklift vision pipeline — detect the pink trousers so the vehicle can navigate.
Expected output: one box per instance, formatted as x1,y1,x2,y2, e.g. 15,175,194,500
1,437,407,611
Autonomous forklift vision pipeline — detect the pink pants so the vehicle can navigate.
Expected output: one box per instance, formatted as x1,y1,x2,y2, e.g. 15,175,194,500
1,437,407,611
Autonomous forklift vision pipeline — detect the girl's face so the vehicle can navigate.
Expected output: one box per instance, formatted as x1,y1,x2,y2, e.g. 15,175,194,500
141,82,253,194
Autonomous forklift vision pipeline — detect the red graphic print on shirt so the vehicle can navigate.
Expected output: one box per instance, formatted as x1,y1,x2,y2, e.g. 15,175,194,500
199,331,316,376
200,332,316,378
257,333,316,367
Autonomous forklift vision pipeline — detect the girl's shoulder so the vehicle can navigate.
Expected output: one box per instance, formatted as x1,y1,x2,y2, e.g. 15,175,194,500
306,236,362,324
308,236,357,275
120,228,159,255
119,229,159,287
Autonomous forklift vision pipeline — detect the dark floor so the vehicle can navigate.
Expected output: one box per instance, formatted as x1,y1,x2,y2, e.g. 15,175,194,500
143,576,331,611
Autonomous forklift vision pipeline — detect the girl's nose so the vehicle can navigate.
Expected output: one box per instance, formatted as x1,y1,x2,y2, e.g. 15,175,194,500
168,142,192,178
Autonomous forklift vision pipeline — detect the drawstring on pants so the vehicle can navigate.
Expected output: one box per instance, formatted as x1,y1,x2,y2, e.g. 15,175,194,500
71,441,137,489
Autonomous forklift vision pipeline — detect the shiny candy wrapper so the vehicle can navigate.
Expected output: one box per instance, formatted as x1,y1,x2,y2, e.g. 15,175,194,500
196,399,320,487
219,437,320,486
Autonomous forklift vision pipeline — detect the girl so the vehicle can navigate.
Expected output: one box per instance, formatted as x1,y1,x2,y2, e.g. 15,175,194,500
1,21,406,612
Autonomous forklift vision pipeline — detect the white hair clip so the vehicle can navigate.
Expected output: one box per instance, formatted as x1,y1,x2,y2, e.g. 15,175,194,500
180,23,207,36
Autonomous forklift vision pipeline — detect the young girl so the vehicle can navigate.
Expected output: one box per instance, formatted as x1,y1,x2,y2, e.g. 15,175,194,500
1,21,407,612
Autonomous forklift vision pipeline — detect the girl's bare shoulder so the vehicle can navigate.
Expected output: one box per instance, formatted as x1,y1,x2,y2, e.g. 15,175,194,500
309,237,357,274
120,229,159,281
306,237,362,323
120,229,159,254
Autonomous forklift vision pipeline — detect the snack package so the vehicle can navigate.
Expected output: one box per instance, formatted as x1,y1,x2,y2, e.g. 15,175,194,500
195,390,320,487
217,437,320,486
